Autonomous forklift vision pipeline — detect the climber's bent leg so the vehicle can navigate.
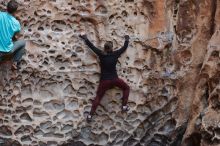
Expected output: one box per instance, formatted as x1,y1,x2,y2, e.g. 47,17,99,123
90,80,113,115
113,78,130,107
7,40,26,69
10,40,26,63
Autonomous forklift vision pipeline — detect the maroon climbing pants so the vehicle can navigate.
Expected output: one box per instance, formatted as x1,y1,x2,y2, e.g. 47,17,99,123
90,78,130,114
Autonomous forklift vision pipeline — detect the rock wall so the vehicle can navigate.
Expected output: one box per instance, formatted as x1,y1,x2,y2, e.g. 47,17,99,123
0,0,219,146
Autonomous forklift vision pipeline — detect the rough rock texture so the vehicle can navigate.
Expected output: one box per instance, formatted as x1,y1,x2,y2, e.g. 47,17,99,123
0,0,219,146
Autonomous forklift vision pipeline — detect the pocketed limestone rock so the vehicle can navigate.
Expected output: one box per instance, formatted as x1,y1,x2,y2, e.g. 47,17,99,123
0,0,219,146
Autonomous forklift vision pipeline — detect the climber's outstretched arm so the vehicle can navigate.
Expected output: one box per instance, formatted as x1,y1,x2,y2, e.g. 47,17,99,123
114,35,130,56
79,34,102,56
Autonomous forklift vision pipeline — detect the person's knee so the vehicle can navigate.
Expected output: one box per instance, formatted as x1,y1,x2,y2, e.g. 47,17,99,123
124,84,130,91
12,40,26,52
22,40,26,48
92,98,101,105
18,40,26,48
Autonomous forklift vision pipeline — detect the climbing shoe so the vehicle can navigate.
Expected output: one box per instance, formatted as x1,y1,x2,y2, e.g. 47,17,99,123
122,105,130,112
86,114,92,122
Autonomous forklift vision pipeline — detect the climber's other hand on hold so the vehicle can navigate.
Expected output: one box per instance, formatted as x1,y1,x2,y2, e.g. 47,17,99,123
79,32,87,40
124,35,130,41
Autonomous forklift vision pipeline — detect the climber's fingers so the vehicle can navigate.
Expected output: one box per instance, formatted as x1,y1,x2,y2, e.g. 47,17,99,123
80,31,86,36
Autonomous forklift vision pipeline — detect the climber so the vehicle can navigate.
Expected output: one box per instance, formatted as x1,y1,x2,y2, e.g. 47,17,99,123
79,33,130,122
0,0,26,70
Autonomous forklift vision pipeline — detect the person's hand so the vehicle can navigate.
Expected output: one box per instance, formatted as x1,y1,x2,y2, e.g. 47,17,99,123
124,35,130,41
79,32,87,40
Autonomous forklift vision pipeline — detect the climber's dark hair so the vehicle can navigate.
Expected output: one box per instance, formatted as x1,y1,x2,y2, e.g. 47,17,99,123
104,41,113,53
7,0,18,14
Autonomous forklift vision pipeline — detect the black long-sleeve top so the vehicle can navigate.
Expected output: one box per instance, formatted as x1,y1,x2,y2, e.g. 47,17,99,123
83,38,129,80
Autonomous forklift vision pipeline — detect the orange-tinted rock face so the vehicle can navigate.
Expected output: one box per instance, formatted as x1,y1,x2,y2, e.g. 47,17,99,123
0,0,219,146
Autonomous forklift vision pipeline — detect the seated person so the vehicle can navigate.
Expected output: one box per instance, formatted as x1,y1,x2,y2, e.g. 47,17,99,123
0,0,26,69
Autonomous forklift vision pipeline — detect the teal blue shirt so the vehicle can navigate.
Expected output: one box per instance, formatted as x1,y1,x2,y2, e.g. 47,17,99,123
0,12,21,52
